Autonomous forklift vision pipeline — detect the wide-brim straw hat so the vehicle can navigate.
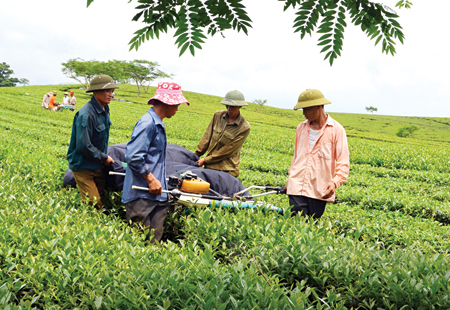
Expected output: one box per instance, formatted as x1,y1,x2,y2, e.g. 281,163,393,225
86,75,119,93
220,90,248,107
147,82,190,105
294,89,331,110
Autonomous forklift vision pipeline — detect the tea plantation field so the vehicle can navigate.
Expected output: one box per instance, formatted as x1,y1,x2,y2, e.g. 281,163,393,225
1,84,450,309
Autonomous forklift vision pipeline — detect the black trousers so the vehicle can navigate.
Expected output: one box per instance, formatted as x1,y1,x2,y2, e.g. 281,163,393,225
288,195,327,219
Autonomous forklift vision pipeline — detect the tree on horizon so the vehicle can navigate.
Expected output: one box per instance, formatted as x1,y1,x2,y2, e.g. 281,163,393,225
0,62,24,87
366,106,378,119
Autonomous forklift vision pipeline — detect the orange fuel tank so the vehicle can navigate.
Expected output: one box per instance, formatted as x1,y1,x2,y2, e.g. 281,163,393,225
181,179,210,194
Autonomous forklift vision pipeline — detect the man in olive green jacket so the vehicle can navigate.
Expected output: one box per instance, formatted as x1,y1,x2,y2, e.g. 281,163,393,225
195,90,251,177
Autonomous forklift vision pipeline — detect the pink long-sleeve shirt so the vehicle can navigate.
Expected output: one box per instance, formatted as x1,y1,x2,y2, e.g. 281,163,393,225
287,115,349,202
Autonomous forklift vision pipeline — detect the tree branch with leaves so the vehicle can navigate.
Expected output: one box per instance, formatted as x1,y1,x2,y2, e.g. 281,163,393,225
86,0,410,65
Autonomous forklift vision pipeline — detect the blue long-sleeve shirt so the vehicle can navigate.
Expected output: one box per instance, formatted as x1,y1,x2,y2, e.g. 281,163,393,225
67,96,111,172
122,108,168,203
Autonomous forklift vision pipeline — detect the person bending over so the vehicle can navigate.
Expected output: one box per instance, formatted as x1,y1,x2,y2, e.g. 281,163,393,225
195,90,251,177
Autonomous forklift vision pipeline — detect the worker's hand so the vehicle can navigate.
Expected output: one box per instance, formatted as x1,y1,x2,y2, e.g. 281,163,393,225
322,181,336,199
196,158,205,167
148,178,162,195
104,156,115,166
144,173,162,195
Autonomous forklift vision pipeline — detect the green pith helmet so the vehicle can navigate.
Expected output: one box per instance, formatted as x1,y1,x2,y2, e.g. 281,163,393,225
220,90,248,107
86,75,119,93
53,91,57,95
294,89,331,110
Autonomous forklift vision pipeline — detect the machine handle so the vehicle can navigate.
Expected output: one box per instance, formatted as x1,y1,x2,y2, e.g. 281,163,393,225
131,185,223,200
201,194,223,201
109,171,126,176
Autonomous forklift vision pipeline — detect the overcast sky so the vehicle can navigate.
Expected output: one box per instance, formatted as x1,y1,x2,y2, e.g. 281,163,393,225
1,0,449,117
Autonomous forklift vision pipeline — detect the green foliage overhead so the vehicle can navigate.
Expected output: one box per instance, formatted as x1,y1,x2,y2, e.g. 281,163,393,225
396,0,413,9
86,0,409,65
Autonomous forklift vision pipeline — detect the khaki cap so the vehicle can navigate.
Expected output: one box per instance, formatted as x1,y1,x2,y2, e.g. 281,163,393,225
220,90,248,107
294,89,331,110
86,75,119,93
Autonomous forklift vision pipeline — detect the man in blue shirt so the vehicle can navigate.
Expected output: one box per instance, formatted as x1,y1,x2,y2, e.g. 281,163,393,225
67,75,118,209
122,82,190,242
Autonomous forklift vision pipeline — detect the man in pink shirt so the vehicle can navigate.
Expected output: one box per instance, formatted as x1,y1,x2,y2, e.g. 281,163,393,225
286,89,349,219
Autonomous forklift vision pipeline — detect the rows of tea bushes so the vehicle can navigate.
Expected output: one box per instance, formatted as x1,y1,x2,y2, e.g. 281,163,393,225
352,164,450,187
337,170,450,224
183,207,450,308
349,138,450,172
1,84,450,309
0,141,331,309
324,204,450,253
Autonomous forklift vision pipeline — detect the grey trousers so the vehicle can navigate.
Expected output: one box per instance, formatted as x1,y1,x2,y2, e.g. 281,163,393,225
126,199,169,242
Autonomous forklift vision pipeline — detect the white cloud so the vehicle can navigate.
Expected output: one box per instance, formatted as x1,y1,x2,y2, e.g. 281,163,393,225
6,31,25,40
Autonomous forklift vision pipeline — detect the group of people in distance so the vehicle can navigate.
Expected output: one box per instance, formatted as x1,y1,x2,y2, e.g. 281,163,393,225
67,74,349,243
42,91,76,111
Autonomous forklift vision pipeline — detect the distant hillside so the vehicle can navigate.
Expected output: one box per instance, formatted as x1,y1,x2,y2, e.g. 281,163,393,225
12,83,450,146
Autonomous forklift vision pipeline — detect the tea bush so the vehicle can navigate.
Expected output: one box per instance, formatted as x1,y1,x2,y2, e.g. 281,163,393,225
396,125,419,138
1,85,450,309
